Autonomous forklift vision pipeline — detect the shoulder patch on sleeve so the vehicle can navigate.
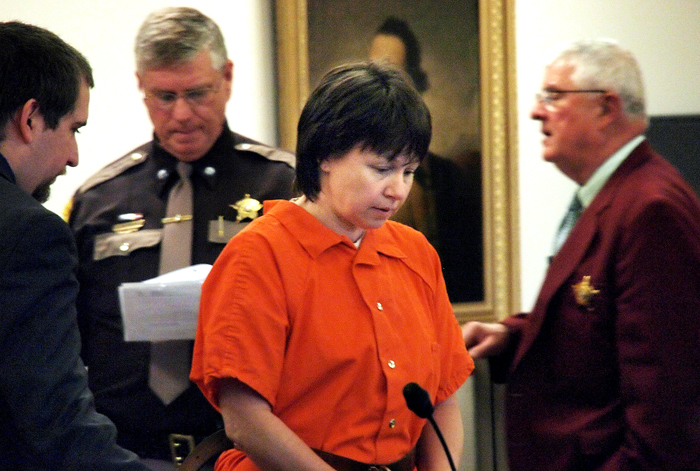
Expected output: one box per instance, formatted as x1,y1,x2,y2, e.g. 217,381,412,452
76,144,151,194
235,142,296,169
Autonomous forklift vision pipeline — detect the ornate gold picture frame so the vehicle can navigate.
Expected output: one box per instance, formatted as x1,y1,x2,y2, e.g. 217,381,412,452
274,0,518,322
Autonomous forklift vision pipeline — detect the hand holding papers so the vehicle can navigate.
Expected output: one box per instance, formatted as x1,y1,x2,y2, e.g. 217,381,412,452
118,264,212,341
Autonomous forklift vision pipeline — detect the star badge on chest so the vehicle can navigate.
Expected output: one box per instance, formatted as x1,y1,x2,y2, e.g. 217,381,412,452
231,194,263,222
572,275,600,310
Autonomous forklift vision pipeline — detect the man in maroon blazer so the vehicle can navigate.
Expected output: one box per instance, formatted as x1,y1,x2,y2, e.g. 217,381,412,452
463,39,700,470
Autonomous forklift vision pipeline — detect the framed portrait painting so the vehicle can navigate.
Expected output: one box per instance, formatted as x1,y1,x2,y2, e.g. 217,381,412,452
274,0,517,322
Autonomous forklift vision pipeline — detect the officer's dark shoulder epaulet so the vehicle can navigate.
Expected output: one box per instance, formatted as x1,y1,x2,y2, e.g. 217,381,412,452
234,141,296,169
76,143,152,194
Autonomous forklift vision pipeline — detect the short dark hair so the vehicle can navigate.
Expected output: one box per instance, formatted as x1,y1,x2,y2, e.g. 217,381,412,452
296,62,431,200
0,21,94,141
375,17,428,93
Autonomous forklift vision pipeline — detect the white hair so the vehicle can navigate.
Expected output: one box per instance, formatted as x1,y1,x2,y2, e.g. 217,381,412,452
548,39,646,120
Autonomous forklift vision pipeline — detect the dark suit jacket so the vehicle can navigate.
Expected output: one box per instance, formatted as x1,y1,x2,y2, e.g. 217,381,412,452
0,154,145,470
494,141,700,470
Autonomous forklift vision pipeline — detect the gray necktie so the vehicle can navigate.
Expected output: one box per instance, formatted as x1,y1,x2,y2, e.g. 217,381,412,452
149,161,193,404
553,194,583,253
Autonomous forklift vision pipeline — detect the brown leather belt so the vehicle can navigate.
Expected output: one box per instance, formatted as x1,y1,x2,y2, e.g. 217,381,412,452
179,430,233,471
178,429,417,471
313,447,416,471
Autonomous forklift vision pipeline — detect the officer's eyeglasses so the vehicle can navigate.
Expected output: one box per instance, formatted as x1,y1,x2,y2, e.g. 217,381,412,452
144,84,220,111
535,89,606,108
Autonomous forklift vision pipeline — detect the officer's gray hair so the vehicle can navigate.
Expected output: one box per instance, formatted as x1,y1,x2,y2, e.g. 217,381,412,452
135,6,227,74
548,39,646,120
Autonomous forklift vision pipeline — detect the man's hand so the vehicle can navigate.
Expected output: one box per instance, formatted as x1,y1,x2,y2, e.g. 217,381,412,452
461,322,510,358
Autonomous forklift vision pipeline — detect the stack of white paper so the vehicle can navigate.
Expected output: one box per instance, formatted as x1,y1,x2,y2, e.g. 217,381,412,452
118,264,212,342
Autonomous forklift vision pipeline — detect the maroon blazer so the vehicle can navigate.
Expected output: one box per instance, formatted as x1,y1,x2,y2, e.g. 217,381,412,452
495,141,700,470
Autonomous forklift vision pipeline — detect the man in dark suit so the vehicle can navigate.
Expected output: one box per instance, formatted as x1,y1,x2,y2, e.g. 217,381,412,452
0,21,146,470
463,39,700,470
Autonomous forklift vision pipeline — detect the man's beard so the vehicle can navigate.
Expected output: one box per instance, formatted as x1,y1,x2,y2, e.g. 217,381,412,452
32,180,53,203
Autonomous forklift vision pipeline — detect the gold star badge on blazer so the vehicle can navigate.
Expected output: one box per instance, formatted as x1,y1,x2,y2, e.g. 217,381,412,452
573,276,600,310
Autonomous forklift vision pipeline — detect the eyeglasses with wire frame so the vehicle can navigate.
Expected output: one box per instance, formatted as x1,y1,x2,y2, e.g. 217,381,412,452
535,89,607,107
144,84,221,111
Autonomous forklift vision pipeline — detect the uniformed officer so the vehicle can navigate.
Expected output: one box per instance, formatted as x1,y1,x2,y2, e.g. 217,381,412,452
68,7,296,469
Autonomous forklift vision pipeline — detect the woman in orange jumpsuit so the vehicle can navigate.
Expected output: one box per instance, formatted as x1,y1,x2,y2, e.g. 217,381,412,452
191,62,474,471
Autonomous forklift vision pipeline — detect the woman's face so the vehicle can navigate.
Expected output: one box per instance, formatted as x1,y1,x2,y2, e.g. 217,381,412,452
312,146,419,242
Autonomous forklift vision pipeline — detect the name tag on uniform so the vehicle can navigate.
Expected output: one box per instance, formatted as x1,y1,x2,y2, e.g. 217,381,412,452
208,217,248,243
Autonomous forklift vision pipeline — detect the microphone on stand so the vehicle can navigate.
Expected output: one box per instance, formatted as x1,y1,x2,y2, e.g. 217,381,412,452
403,382,457,471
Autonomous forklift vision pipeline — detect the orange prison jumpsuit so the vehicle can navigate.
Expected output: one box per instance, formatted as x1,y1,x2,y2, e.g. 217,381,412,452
191,200,473,471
